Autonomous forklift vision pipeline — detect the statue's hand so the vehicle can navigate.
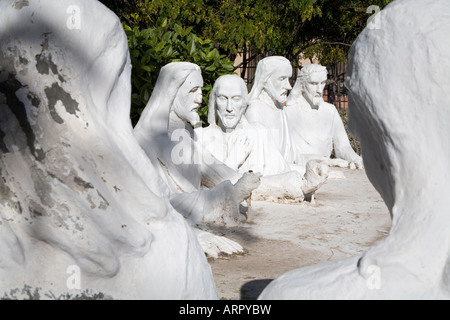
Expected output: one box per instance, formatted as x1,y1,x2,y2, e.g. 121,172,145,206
353,157,364,170
347,157,364,170
194,228,244,259
233,171,262,202
302,160,329,194
226,134,253,169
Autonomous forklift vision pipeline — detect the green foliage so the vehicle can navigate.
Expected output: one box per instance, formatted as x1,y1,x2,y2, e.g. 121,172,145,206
101,0,395,127
124,21,235,125
104,0,393,68
118,0,323,57
301,0,394,66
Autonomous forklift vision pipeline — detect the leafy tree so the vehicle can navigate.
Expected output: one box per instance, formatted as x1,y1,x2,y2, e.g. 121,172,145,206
104,0,321,58
103,0,393,66
123,21,234,125
301,0,394,66
101,0,394,127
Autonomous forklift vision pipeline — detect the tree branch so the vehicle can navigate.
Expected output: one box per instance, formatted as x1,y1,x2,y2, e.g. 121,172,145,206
310,41,353,48
232,52,260,71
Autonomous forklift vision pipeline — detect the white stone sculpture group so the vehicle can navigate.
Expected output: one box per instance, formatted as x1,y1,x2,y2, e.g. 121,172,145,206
1,0,448,300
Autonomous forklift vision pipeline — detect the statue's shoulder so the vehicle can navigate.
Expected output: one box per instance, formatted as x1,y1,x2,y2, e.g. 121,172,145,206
247,99,262,110
247,120,266,131
195,124,212,133
320,102,340,115
321,101,337,109
194,125,221,144
245,100,264,120
285,100,303,114
248,98,275,109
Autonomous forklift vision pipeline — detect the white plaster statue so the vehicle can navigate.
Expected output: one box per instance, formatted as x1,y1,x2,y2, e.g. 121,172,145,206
245,56,298,164
133,62,261,257
196,74,329,202
0,0,217,299
285,64,363,170
259,0,450,299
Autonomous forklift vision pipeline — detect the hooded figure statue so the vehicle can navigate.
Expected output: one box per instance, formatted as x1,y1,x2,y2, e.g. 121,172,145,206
0,0,217,299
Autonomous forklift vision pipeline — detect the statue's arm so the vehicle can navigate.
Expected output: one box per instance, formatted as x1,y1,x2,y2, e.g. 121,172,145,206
244,102,263,124
198,146,242,187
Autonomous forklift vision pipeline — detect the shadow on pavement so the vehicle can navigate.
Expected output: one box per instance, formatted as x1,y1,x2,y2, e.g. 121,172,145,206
240,279,273,300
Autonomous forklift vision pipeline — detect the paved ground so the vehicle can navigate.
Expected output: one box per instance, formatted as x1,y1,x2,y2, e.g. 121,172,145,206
207,167,392,300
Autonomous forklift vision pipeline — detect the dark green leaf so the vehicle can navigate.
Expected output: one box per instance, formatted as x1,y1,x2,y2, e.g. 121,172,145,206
188,38,196,56
155,41,165,52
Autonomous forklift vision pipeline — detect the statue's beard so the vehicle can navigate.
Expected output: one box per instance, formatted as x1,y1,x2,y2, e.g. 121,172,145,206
312,96,324,107
220,117,239,130
303,92,324,108
173,98,201,128
265,83,288,105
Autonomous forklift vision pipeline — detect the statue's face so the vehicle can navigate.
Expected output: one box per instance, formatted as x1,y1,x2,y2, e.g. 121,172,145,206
173,70,203,126
215,78,245,130
265,63,292,104
302,71,327,107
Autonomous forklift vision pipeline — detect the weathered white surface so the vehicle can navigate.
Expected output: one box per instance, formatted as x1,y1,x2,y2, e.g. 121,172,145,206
245,56,297,164
0,0,217,299
197,74,328,203
259,0,450,299
286,64,363,169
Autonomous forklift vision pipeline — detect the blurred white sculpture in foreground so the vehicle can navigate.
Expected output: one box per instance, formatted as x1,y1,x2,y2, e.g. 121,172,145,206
134,62,260,257
196,74,328,203
260,0,450,299
286,64,363,170
0,0,217,299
